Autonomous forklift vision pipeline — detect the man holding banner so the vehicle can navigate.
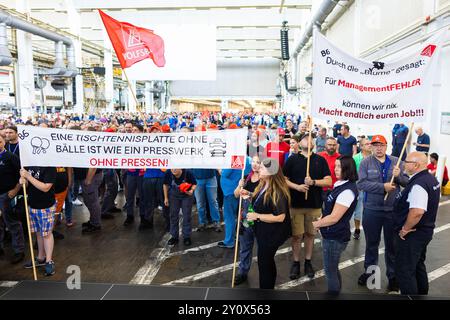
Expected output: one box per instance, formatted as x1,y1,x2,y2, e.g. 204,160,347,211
356,135,409,292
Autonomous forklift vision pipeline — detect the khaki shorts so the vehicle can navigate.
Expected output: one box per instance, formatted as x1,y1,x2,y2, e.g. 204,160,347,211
290,208,322,236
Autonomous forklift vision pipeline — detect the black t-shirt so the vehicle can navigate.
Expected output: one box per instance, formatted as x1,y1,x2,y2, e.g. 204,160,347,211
283,153,331,209
243,174,260,193
55,167,69,193
25,166,57,209
0,150,20,194
284,128,297,140
73,168,88,181
163,170,197,199
252,189,291,246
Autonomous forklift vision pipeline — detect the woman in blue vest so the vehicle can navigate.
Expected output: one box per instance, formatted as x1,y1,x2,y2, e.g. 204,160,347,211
312,155,358,295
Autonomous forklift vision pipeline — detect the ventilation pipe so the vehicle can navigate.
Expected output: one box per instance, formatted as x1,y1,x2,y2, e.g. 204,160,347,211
0,10,77,76
0,23,12,66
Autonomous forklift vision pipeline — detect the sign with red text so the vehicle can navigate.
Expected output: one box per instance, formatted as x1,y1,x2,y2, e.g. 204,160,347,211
17,126,247,169
311,30,445,124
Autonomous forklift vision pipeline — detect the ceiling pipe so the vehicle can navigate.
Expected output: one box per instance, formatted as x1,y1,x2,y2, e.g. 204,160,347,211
0,22,12,66
0,9,77,76
291,0,340,61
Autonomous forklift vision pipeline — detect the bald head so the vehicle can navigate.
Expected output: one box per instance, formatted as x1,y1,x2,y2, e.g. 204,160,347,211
405,152,428,175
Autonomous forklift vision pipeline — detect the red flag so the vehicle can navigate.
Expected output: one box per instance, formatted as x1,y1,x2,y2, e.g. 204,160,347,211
98,10,165,69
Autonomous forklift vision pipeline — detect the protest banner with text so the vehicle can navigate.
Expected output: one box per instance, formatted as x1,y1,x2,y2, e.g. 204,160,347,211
17,126,247,169
311,30,445,124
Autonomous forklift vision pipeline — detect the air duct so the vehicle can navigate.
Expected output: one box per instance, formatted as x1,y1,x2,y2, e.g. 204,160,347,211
0,9,77,76
0,23,12,66
291,0,340,60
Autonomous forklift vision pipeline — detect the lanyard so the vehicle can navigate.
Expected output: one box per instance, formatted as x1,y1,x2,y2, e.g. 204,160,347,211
8,144,18,155
0,150,6,158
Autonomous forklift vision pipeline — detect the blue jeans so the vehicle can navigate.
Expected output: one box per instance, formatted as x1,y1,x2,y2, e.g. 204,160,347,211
362,208,396,280
352,191,364,221
322,239,348,294
395,232,432,295
126,175,144,218
0,193,25,254
238,225,255,275
194,177,220,225
222,195,239,247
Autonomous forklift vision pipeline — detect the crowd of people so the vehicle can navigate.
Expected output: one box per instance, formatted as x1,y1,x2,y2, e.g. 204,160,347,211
0,110,447,295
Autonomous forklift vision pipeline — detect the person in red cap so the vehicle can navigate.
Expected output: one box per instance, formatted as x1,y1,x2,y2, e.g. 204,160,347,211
265,128,290,167
357,134,409,292
161,124,171,133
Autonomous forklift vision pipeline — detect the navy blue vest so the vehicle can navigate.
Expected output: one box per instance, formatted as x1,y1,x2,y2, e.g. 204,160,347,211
393,170,440,237
320,181,358,242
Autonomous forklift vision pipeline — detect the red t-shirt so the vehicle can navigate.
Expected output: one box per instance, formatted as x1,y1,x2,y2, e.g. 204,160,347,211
319,151,341,191
427,163,449,184
266,142,290,167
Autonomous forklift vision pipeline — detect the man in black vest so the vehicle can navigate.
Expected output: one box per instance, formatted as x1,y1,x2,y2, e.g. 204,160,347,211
393,152,441,295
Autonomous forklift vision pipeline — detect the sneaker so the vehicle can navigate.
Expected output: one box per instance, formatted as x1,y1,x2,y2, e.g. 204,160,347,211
167,237,179,246
217,241,234,249
24,257,46,269
52,230,65,240
234,273,248,286
139,219,153,230
11,252,25,264
72,199,83,206
123,216,134,226
289,261,300,280
183,238,192,246
358,272,371,286
388,278,400,293
82,224,101,234
66,221,74,228
44,261,55,276
304,260,315,279
197,224,206,232
82,221,92,228
353,229,361,240
213,222,222,233
101,213,115,220
157,206,163,211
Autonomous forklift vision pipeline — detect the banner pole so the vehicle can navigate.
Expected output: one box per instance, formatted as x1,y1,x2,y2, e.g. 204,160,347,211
305,115,313,200
21,171,37,281
231,158,247,288
384,122,414,201
122,68,147,130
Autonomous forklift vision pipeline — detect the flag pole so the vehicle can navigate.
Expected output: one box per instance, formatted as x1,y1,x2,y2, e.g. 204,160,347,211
305,115,313,200
384,122,414,200
231,157,247,288
122,68,147,130
21,171,37,281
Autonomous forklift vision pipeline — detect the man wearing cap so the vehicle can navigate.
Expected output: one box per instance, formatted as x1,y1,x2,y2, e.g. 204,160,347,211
393,152,440,295
265,128,290,167
357,134,409,292
283,132,332,279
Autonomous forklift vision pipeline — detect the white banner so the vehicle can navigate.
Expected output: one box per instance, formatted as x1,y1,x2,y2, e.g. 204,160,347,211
311,30,445,124
17,126,247,169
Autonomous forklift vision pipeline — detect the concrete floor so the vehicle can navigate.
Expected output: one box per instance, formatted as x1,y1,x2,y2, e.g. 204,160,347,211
1,192,449,297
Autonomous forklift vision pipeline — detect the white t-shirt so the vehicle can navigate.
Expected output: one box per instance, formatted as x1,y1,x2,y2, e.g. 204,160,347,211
333,180,356,207
407,185,428,210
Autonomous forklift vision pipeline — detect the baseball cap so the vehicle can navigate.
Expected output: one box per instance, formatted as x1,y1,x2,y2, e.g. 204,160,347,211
228,123,239,129
161,124,171,133
371,135,387,145
277,128,286,136
208,123,218,130
297,132,316,142
150,124,161,132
